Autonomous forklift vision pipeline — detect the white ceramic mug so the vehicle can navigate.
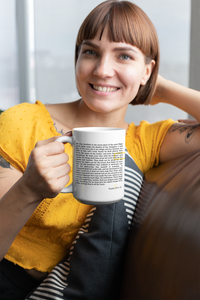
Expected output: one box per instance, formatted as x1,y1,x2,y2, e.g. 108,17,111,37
56,127,125,205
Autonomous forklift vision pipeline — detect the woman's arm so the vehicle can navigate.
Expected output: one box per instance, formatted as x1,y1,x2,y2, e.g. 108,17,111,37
152,76,200,163
151,75,200,122
0,160,40,260
0,137,70,261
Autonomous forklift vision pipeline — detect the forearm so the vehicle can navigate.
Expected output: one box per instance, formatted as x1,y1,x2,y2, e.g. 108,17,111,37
0,136,70,260
157,78,200,122
0,178,42,261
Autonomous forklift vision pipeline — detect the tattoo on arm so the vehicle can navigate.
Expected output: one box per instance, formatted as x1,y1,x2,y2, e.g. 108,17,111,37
168,123,200,143
0,155,13,179
53,123,65,135
0,156,12,169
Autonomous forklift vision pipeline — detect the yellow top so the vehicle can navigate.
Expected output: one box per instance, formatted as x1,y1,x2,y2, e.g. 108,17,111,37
0,101,175,272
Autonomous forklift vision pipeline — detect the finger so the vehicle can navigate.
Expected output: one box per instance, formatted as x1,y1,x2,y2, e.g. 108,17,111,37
33,141,66,159
44,164,71,192
35,129,72,148
64,131,72,136
31,151,69,176
45,163,71,182
178,119,199,124
35,136,62,148
56,174,70,193
47,152,69,168
54,163,71,179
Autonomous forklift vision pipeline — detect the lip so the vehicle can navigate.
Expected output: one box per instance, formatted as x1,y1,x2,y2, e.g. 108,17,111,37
90,83,119,88
89,83,120,93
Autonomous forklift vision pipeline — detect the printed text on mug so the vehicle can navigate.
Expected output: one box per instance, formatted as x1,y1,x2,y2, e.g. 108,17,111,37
76,143,124,185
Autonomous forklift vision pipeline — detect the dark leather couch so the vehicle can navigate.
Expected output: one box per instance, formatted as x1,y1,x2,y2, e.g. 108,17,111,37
121,150,200,300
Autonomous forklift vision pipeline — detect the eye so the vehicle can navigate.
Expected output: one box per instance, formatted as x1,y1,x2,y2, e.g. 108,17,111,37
83,49,97,56
120,54,132,60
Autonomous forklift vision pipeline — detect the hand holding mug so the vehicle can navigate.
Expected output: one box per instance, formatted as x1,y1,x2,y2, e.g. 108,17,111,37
22,135,71,202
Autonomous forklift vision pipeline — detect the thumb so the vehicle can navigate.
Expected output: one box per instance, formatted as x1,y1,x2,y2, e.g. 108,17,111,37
64,131,72,136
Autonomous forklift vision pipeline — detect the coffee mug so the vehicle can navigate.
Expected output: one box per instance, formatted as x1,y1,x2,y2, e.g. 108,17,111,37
56,127,125,205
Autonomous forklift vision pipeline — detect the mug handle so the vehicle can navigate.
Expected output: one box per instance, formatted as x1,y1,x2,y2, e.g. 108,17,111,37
55,136,74,193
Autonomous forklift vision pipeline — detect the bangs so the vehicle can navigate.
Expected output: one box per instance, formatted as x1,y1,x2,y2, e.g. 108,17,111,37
76,1,158,62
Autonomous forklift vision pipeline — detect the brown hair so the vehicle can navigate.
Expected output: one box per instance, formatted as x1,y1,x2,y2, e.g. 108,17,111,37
75,0,160,105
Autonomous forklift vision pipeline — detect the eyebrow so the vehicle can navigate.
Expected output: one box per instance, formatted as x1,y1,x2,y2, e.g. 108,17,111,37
82,40,139,54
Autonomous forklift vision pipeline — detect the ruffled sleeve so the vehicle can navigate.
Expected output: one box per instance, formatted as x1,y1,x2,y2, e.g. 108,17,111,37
0,101,57,172
126,119,176,174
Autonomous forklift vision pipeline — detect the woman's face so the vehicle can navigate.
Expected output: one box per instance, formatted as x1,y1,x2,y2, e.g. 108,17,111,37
75,27,154,114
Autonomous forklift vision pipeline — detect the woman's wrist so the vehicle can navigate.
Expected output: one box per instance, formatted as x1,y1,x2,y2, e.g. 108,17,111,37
16,176,44,207
155,77,182,105
156,76,171,103
151,75,169,105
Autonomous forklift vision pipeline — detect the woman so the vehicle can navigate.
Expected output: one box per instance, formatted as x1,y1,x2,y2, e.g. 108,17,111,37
0,0,200,298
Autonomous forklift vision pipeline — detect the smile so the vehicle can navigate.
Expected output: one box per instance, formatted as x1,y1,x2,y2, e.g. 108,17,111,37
92,84,118,92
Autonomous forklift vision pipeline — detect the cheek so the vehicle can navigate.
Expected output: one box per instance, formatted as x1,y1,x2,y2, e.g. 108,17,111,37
75,62,84,89
76,56,86,75
75,61,82,81
76,61,92,89
75,61,92,97
121,68,143,91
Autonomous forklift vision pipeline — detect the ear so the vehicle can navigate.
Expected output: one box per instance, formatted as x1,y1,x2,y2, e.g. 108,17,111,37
141,60,155,85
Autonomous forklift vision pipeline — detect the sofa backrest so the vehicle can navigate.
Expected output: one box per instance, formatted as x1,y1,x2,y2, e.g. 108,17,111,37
121,150,200,299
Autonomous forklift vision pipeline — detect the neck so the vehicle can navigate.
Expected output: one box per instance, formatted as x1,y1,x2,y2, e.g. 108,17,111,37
73,99,129,130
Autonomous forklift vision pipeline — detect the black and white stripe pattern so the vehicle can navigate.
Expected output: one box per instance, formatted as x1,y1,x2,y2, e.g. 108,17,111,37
26,208,97,300
122,148,143,228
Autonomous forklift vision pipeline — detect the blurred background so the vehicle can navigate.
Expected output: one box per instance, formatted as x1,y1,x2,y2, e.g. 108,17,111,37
0,0,199,124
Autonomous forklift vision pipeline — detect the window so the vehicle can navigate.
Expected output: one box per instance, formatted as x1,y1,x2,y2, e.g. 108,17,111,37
0,0,18,111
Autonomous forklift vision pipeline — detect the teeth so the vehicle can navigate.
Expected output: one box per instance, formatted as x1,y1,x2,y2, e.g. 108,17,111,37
93,85,118,92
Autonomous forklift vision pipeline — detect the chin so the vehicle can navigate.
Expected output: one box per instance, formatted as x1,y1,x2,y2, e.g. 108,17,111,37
89,103,116,114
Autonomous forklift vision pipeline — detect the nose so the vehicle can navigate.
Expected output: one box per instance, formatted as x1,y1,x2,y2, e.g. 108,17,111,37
93,56,115,78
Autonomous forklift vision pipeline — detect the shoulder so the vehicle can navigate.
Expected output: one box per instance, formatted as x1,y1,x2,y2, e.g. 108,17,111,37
45,101,79,120
160,121,200,163
0,101,49,125
0,101,56,171
45,101,80,133
0,100,55,140
127,119,175,141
